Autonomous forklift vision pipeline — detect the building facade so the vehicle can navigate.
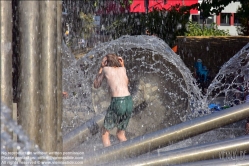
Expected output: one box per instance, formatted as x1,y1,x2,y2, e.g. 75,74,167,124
190,1,241,35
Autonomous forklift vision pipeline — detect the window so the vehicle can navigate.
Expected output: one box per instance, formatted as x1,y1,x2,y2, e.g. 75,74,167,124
206,16,214,24
191,15,214,25
192,15,199,23
234,13,241,26
220,13,230,26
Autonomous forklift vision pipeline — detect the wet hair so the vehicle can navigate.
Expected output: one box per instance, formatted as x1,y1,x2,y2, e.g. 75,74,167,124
105,53,122,67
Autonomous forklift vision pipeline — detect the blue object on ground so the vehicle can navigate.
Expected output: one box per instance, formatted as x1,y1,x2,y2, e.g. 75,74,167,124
208,103,230,113
208,103,222,111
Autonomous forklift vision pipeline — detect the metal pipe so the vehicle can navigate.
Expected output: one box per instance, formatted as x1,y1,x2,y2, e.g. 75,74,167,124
0,1,13,110
114,136,249,166
18,1,40,145
80,103,249,165
56,0,63,154
40,0,58,152
63,113,105,151
175,155,249,166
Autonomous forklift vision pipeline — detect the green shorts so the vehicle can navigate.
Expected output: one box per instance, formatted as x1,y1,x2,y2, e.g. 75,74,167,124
104,95,133,131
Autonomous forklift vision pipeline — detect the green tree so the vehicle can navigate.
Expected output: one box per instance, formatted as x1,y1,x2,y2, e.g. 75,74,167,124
107,4,190,47
79,12,94,40
144,5,190,47
190,0,245,15
236,1,249,35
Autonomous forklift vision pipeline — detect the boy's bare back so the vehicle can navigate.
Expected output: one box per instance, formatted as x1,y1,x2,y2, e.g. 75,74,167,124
103,67,130,97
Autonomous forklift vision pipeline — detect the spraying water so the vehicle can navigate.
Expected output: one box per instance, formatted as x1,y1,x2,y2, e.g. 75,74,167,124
3,0,247,164
62,36,248,153
62,35,206,136
3,0,249,157
1,36,248,164
207,43,249,107
1,103,58,166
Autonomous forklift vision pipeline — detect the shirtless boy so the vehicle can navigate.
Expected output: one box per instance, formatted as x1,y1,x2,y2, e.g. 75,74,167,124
93,53,133,147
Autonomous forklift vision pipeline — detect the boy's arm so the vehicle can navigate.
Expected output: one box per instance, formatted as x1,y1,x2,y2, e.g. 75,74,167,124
94,67,104,89
94,57,107,89
62,91,68,98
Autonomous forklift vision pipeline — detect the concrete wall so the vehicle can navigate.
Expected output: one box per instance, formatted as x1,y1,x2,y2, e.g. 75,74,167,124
176,36,249,77
222,1,241,13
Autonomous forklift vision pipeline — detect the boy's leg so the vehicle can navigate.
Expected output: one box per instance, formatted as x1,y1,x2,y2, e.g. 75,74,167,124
246,122,249,135
102,128,111,147
116,129,127,142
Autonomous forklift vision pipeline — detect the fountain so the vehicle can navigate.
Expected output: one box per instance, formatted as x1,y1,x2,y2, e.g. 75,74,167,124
61,35,249,165
1,0,249,165
62,35,208,149
207,43,249,107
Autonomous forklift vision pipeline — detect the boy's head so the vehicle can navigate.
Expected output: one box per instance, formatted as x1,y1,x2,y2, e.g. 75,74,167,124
105,53,122,67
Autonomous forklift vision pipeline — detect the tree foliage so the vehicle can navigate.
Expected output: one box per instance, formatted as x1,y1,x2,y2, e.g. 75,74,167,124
79,12,94,40
236,1,249,35
190,0,247,16
107,4,190,47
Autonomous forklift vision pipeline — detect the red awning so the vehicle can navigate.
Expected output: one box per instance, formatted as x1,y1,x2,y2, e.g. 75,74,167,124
130,0,198,14
130,0,146,13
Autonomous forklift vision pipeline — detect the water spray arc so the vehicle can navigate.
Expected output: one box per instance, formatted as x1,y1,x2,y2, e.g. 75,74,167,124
62,35,249,165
